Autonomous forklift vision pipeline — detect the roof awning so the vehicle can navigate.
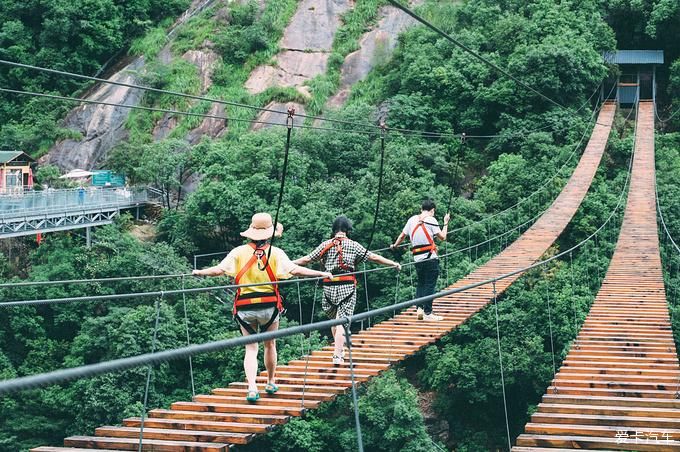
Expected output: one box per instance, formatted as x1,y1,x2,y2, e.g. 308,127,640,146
59,169,94,179
603,50,664,65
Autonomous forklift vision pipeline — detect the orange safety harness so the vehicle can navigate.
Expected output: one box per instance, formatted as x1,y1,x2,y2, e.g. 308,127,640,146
318,237,357,286
233,242,284,315
410,220,438,258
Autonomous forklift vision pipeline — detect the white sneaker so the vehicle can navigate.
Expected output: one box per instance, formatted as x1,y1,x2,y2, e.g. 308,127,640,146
423,313,443,321
332,354,344,365
416,307,424,320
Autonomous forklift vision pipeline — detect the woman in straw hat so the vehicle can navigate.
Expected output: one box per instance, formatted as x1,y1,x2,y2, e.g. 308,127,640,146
294,215,401,365
194,212,331,403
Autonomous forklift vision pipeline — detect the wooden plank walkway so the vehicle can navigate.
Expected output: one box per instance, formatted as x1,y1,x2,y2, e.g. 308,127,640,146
31,103,617,452
513,102,680,451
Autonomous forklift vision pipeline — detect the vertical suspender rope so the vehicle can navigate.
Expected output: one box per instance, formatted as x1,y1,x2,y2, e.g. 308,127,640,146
408,256,416,298
446,133,464,213
569,251,577,335
544,266,557,393
263,107,295,268
388,271,401,363
362,262,371,328
181,276,196,397
443,133,461,295
492,281,512,451
344,318,364,452
138,292,163,452
358,122,387,262
301,281,319,409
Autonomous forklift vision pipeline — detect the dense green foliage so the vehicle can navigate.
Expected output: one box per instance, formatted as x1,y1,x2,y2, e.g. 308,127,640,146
0,0,190,154
249,371,439,452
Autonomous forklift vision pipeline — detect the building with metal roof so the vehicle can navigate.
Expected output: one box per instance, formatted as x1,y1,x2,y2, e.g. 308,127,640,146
602,50,665,105
603,50,664,65
0,151,35,194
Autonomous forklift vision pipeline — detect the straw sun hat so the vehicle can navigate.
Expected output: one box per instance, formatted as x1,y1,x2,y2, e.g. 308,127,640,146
240,213,283,241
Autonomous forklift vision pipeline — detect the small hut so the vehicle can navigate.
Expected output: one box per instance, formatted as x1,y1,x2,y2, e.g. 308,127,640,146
602,50,664,104
0,151,35,194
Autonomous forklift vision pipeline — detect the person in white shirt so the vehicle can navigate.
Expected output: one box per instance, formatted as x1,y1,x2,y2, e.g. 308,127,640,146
391,199,450,321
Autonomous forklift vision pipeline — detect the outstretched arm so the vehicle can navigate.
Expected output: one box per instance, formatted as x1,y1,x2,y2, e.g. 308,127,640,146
368,253,401,271
291,265,332,279
192,266,225,277
390,232,407,249
292,256,312,266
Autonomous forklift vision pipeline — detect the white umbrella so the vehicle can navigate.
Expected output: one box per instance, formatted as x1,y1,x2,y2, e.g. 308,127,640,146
59,169,94,179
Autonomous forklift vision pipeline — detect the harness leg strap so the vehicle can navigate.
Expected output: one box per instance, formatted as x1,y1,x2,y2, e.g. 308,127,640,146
235,313,258,336
261,309,280,333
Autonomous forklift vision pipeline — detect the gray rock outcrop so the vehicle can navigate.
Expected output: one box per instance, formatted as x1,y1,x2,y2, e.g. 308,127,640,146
327,1,423,108
43,57,146,170
245,0,352,97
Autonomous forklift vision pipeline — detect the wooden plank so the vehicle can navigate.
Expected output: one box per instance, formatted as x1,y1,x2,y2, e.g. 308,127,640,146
123,417,272,434
149,409,289,425
63,436,229,452
94,426,253,445
170,401,305,417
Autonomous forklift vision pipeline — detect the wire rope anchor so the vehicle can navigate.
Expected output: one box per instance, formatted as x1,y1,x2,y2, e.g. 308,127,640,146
286,106,295,129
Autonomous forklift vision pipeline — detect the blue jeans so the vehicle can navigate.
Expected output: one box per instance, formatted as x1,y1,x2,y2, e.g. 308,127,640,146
415,258,439,314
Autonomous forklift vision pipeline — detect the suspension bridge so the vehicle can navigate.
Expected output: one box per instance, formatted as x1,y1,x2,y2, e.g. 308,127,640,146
0,187,162,240
22,102,622,451
513,102,680,450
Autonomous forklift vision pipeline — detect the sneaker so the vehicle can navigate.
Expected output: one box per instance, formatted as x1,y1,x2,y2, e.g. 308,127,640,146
332,354,344,365
423,313,443,321
416,307,424,320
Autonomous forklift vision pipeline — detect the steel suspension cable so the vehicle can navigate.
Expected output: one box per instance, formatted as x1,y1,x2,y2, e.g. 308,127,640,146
0,161,635,397
0,59,379,132
386,0,566,110
0,132,637,396
0,88,377,137
264,108,294,268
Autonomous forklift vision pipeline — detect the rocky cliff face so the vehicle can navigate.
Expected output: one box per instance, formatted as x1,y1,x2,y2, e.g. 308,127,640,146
43,0,423,171
327,1,423,108
42,0,220,171
246,0,352,102
43,57,145,170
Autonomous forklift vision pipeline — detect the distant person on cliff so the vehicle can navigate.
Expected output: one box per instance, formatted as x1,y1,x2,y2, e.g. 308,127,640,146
193,212,331,403
294,215,401,365
77,185,85,205
391,199,450,321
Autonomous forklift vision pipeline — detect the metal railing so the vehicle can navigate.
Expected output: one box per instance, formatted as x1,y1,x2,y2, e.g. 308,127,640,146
0,187,149,220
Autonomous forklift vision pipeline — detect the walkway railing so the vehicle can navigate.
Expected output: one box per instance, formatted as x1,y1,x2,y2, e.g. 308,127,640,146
0,187,149,220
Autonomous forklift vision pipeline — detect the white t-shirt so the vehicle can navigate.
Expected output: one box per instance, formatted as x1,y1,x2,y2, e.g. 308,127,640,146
403,215,441,262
